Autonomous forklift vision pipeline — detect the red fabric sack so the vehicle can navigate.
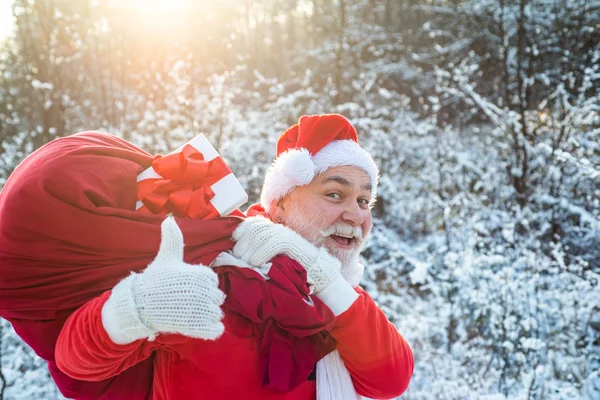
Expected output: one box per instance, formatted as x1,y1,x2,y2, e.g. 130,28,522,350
0,132,240,399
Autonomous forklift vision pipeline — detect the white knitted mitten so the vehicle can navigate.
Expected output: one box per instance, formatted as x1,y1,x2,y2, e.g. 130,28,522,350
232,216,340,294
101,217,225,345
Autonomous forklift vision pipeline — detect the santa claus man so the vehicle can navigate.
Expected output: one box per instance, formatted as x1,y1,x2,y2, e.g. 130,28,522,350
55,114,414,399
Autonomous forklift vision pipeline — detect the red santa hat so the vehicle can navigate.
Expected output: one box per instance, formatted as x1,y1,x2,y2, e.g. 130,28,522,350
261,114,379,212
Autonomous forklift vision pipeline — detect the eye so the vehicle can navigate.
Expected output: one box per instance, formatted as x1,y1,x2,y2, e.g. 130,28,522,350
327,192,341,199
358,198,370,208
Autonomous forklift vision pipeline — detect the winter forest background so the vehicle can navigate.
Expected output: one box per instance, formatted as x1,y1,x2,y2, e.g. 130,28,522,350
0,0,598,399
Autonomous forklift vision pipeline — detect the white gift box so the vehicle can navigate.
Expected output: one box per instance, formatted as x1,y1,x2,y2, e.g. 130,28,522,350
136,134,248,217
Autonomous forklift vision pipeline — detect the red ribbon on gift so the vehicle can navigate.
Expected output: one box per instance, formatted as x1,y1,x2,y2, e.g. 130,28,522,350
137,144,231,219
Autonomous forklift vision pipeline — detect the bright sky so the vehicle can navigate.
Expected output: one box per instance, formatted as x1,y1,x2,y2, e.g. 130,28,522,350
0,0,14,40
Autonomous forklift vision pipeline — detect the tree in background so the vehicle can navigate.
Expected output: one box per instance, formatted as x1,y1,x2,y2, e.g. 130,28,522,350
0,1,598,399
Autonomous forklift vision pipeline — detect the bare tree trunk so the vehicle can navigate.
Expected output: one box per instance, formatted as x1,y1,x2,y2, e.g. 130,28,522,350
514,0,529,207
214,73,228,153
385,0,393,28
106,33,115,128
498,0,510,107
334,0,346,105
120,25,128,136
186,56,195,134
287,5,296,54
244,0,253,73
311,0,319,48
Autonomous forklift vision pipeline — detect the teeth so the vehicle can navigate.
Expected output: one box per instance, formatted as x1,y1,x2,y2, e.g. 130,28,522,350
334,234,354,239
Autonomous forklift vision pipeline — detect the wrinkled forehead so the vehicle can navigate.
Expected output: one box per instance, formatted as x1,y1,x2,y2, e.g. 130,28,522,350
311,165,373,192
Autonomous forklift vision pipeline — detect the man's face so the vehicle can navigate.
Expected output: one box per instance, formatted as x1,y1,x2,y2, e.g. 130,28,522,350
274,166,373,277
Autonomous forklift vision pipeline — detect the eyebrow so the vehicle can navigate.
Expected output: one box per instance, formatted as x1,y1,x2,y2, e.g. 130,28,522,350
321,175,372,193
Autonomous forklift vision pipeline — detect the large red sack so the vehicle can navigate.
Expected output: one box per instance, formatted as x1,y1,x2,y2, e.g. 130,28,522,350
0,132,240,399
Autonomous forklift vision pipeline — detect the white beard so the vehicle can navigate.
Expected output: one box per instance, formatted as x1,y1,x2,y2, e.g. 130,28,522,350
283,202,368,287
320,232,364,287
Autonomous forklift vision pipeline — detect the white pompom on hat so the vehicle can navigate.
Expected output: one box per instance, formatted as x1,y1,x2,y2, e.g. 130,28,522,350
260,114,379,213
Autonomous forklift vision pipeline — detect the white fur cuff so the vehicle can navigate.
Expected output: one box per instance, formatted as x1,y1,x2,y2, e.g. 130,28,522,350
101,274,154,345
315,275,359,316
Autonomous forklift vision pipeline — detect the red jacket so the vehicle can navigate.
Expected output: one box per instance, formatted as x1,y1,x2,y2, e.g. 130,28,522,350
56,282,413,399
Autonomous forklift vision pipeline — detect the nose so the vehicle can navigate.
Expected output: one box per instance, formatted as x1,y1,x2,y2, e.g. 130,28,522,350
341,201,364,226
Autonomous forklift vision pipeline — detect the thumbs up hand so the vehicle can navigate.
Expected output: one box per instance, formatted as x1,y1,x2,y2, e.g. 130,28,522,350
101,217,226,345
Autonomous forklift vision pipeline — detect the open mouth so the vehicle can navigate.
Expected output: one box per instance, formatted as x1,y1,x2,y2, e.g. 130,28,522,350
330,235,355,247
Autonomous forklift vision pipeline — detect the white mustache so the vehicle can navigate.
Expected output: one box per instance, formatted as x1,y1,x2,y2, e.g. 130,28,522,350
320,223,364,242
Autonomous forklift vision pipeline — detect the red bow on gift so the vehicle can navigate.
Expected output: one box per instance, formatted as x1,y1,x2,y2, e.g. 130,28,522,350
137,144,231,219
